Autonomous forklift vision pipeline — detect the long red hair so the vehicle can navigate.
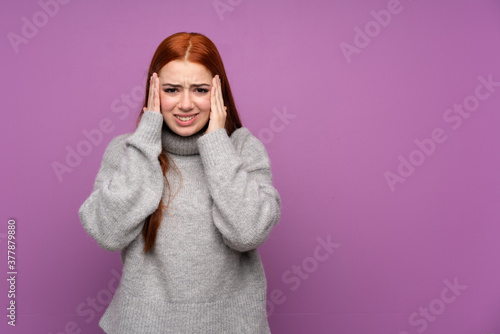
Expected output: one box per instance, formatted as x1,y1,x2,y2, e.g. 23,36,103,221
137,32,242,252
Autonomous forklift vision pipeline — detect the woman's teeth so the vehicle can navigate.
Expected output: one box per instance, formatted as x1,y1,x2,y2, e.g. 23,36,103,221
175,115,195,121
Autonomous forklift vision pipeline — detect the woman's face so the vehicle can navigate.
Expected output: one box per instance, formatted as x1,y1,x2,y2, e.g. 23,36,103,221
157,60,213,137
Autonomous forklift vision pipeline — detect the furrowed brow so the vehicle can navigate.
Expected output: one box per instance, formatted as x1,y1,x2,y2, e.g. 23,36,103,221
162,83,211,87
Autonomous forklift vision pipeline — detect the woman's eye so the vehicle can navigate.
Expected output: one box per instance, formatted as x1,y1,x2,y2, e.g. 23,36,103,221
164,88,177,93
196,88,209,94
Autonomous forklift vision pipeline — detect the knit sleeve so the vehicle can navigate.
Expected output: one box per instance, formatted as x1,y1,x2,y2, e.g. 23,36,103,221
78,111,165,251
197,127,281,252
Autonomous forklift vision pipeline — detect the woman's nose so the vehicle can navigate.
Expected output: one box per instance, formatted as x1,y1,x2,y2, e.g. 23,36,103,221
179,92,193,111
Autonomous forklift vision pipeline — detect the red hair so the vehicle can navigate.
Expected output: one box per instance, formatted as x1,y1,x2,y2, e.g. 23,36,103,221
137,32,242,252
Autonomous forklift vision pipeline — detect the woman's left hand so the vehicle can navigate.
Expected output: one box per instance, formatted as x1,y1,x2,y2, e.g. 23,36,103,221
206,74,227,134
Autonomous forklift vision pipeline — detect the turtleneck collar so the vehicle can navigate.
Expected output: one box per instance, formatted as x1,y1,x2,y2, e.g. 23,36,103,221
160,123,203,156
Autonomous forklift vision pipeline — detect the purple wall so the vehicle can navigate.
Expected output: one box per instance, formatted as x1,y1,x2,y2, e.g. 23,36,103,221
2,0,500,333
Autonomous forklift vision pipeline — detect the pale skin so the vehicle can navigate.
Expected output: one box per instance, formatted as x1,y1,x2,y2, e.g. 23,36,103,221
143,59,227,136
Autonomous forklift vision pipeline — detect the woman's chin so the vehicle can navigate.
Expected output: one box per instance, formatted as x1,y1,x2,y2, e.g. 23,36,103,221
168,122,209,137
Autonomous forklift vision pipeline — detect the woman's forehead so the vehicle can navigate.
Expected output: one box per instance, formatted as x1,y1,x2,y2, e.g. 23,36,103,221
158,60,212,82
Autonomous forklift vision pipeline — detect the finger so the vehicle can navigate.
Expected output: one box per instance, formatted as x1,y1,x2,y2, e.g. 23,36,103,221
154,74,160,111
148,75,154,110
213,76,219,112
156,77,161,112
214,75,221,111
211,76,217,115
156,74,160,103
217,76,225,115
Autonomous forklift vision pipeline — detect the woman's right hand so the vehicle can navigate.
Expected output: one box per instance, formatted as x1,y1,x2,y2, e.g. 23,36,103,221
143,72,161,113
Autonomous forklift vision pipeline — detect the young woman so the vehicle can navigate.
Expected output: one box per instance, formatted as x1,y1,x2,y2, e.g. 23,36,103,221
79,32,281,333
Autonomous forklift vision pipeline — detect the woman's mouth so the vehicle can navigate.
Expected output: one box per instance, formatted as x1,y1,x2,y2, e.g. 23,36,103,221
174,113,198,126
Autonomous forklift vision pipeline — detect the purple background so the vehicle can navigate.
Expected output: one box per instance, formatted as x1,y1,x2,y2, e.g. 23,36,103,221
2,0,500,333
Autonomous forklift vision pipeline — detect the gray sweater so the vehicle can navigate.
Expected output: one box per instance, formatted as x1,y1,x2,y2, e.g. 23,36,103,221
78,111,281,334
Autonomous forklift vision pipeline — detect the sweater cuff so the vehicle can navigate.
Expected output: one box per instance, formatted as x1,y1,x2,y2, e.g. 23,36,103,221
126,111,163,156
197,128,238,169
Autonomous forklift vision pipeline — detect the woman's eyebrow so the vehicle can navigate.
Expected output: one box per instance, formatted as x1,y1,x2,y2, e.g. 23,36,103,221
162,83,211,87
